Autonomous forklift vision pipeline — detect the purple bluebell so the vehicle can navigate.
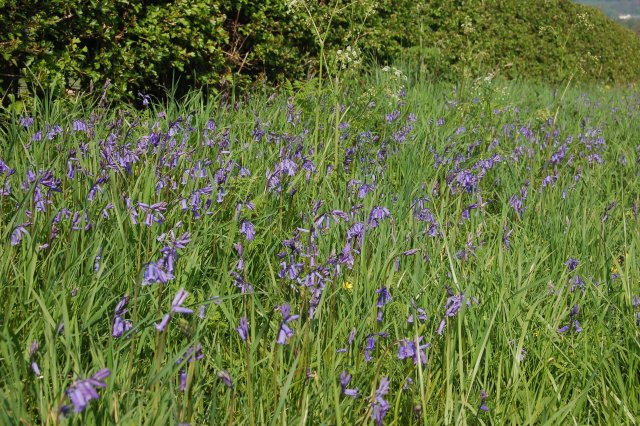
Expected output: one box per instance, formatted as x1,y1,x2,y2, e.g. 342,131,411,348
397,337,430,365
29,340,42,378
236,316,249,341
376,287,392,307
10,223,30,246
337,327,357,353
31,361,42,378
0,159,15,177
368,206,391,228
509,195,523,216
142,261,174,285
218,370,233,388
347,222,365,246
138,202,167,227
177,344,204,364
276,304,299,345
364,335,377,362
155,314,171,332
139,92,151,106
502,226,513,250
455,170,477,193
570,304,579,317
112,295,132,338
565,258,580,271
38,170,62,192
386,110,401,123
279,258,304,280
179,369,187,392
155,289,192,331
240,220,255,241
46,124,62,140
93,248,103,273
279,158,298,176
573,319,582,333
444,293,464,317
72,120,87,132
339,371,358,398
230,271,253,294
65,368,110,413
29,340,38,357
461,203,478,222
20,117,34,128
348,327,356,344
569,275,585,293
403,377,414,390
171,289,193,314
479,390,489,412
371,376,390,425
407,300,428,324
376,287,392,322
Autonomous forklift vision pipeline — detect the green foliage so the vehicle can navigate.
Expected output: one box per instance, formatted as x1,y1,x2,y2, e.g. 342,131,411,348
0,0,229,100
1,0,640,103
1,70,640,425
401,0,640,85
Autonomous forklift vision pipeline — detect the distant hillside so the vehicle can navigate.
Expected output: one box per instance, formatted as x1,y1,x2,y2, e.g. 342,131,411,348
574,1,640,36
400,0,640,84
575,1,640,17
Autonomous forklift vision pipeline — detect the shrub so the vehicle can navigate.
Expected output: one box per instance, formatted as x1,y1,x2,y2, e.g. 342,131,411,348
1,0,639,104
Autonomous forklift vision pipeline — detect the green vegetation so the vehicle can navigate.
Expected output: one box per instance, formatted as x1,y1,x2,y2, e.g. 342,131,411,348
2,0,640,104
1,1,640,424
1,68,639,424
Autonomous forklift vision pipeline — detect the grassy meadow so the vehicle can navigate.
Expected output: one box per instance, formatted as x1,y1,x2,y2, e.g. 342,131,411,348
1,69,639,425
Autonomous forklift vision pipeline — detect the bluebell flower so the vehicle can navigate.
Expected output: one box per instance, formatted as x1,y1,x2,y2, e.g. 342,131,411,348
371,376,390,425
337,327,356,353
179,369,187,392
72,120,87,132
218,370,233,388
397,337,430,365
565,257,580,271
364,335,377,362
276,304,299,345
65,368,110,413
240,219,255,241
112,295,132,338
155,289,192,332
339,371,358,398
509,195,523,216
10,223,30,246
479,390,489,412
376,287,392,322
368,206,391,228
236,317,249,341
20,117,34,128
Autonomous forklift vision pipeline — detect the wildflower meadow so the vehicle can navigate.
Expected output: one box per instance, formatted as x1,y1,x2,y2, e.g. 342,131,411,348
1,67,640,425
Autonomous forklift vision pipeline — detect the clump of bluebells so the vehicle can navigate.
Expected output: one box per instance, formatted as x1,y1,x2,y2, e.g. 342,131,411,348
2,77,639,426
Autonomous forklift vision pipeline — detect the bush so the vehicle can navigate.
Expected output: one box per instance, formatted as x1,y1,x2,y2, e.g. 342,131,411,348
1,0,639,104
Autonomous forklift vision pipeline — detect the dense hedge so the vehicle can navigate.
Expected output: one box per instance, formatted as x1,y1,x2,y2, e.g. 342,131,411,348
1,0,639,102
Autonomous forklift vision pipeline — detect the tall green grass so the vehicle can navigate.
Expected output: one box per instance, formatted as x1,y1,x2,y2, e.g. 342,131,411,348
0,71,639,425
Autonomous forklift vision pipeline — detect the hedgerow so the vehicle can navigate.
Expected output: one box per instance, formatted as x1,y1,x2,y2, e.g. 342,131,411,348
1,0,639,103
